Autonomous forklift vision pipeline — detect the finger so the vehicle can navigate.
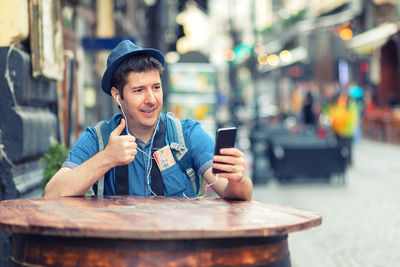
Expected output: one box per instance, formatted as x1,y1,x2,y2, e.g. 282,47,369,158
213,154,244,167
128,149,138,158
111,118,125,137
212,164,244,182
218,147,243,157
119,134,136,143
127,140,138,150
212,163,241,173
119,148,138,166
119,138,137,152
213,155,231,164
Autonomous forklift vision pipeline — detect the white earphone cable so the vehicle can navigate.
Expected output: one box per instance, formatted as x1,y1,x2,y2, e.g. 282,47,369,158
183,174,219,200
117,96,158,196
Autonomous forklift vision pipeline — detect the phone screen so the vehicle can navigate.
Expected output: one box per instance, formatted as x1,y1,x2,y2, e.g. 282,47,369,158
212,127,237,174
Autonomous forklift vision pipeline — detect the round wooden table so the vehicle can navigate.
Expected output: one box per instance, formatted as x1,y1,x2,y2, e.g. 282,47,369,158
0,196,322,267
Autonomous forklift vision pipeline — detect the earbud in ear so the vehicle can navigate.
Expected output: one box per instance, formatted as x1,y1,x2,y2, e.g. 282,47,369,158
116,96,121,107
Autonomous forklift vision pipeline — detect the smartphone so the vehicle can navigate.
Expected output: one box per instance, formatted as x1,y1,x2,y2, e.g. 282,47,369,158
212,127,237,174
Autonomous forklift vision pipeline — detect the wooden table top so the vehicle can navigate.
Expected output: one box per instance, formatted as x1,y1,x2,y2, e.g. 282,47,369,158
0,196,321,240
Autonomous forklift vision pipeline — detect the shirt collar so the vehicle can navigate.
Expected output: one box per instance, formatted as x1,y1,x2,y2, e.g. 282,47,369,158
131,114,162,147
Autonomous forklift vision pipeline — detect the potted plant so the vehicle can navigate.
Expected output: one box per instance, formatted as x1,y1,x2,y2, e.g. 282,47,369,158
40,142,69,191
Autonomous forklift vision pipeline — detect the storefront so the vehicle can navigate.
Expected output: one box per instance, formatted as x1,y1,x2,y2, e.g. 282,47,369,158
346,22,400,143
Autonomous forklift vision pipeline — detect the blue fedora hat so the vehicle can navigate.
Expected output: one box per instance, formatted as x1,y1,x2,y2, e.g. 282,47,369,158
101,40,165,95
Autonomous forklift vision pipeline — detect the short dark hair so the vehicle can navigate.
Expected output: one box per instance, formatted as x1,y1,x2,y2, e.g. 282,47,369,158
111,54,164,99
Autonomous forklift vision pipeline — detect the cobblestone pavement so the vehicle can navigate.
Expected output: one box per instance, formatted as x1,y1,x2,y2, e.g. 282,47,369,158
252,140,400,267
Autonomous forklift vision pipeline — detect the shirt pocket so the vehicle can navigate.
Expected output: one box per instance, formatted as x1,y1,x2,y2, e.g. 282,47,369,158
160,164,189,196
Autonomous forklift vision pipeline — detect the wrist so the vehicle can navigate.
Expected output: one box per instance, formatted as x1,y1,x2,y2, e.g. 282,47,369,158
97,149,117,169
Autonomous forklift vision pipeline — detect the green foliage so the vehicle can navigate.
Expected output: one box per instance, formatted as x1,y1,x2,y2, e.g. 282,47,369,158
282,9,306,27
40,142,69,190
260,25,275,36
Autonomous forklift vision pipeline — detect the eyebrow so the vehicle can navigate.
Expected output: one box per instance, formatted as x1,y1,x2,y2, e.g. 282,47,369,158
130,82,161,90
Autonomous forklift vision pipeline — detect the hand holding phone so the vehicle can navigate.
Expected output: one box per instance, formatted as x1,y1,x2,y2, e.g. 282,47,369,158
212,127,237,174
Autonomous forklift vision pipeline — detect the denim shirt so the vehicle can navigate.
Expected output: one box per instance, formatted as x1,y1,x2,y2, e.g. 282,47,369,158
62,113,214,196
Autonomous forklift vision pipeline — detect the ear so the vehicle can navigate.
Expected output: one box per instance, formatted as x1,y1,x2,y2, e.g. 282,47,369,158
111,87,120,106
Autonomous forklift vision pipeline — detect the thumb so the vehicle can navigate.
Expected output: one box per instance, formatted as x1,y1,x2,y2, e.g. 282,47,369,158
111,118,125,136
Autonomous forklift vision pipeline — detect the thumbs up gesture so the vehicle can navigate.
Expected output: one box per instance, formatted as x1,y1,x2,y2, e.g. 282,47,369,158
105,119,137,166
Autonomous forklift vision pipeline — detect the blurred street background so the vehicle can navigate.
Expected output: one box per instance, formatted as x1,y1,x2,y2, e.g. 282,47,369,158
253,139,400,267
1,0,400,266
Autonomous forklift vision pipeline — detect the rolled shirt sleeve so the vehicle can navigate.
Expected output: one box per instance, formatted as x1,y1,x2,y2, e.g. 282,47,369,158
181,119,215,177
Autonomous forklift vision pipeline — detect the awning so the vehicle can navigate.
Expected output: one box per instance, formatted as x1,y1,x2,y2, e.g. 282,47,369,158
311,0,348,17
372,0,397,5
296,0,361,32
346,23,399,54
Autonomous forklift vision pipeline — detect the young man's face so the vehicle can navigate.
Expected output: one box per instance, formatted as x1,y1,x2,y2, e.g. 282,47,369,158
119,70,163,136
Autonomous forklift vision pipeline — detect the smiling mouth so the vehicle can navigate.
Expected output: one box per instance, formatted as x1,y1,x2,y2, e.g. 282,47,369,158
141,107,156,113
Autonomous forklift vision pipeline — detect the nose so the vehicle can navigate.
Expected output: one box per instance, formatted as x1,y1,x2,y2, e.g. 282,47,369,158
144,89,156,104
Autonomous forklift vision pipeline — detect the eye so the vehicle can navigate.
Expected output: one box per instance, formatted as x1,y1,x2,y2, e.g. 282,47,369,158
133,88,143,94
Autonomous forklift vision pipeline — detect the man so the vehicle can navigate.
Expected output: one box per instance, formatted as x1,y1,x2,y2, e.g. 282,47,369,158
44,40,252,200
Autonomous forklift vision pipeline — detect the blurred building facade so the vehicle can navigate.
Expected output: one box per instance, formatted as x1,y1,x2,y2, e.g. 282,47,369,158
0,0,185,265
233,0,399,141
208,0,399,116
203,0,400,182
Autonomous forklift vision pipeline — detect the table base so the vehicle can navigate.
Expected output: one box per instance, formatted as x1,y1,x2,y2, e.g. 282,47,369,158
9,234,291,267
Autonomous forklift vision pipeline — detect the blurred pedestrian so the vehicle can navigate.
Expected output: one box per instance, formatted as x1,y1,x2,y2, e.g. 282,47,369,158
301,91,317,127
291,85,303,123
328,90,359,165
349,84,364,144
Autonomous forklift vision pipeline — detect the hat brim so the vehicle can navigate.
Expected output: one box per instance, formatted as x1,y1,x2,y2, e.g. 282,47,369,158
101,48,165,95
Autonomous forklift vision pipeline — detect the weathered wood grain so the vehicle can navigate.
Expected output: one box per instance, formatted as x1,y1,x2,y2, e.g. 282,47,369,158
2,196,322,266
0,196,321,240
10,234,291,267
